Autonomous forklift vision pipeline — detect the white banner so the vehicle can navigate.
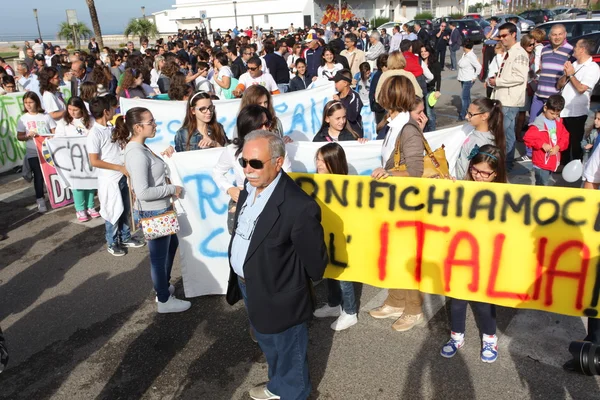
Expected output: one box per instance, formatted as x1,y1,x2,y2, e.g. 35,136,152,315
45,136,98,190
0,93,27,173
166,125,467,297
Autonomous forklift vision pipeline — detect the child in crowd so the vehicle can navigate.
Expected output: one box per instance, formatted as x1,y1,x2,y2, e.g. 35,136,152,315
442,144,506,363
523,95,569,186
354,62,372,105
173,91,227,152
485,43,504,99
312,142,358,331
16,92,56,213
332,69,364,137
289,58,310,92
581,110,600,165
87,96,145,256
55,96,100,222
313,100,368,143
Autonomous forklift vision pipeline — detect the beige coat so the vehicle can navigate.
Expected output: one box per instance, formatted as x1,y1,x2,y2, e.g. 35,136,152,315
341,48,366,77
375,69,424,100
491,43,529,108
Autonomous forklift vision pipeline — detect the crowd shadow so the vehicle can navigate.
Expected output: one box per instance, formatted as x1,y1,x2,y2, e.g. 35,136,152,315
0,255,151,399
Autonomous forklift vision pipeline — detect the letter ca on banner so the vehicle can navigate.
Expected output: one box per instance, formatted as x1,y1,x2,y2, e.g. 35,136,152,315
291,173,600,318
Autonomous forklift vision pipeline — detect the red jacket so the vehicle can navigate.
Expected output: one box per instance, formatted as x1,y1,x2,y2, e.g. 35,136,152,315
523,114,569,172
402,51,423,78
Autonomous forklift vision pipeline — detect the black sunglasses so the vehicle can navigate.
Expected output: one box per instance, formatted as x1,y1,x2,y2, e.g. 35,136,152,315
247,66,259,71
239,157,277,169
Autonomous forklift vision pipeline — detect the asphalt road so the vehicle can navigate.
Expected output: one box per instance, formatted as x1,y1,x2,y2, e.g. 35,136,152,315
1,45,600,399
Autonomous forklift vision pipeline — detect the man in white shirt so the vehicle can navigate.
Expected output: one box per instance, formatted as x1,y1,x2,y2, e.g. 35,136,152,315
16,62,41,98
32,39,44,55
232,56,280,97
457,40,482,120
389,25,403,53
557,38,600,165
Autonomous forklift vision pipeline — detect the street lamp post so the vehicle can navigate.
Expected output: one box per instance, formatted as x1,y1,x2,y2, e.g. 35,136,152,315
141,6,146,18
233,1,238,28
33,8,43,41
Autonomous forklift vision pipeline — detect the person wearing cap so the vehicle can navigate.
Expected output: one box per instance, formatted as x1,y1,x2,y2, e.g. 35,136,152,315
332,69,363,137
341,33,366,78
233,56,280,97
303,34,324,80
365,32,386,62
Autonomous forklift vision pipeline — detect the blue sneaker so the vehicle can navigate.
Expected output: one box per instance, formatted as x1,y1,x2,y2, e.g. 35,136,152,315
440,332,464,358
481,334,498,363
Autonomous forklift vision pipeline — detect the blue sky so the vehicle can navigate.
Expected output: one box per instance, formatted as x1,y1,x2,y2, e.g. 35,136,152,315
1,0,173,39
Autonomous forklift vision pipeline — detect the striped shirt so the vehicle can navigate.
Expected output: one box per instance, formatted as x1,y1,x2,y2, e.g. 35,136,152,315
536,42,573,99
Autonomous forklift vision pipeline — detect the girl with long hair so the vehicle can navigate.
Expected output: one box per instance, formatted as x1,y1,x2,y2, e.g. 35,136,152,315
238,84,291,141
315,46,343,81
114,107,191,314
313,100,367,143
441,144,505,363
354,61,372,104
312,142,359,331
454,98,505,180
173,91,227,152
55,96,100,222
38,66,66,120
168,71,193,101
121,69,147,99
212,51,232,98
420,43,442,132
289,58,310,92
151,55,165,89
17,92,56,213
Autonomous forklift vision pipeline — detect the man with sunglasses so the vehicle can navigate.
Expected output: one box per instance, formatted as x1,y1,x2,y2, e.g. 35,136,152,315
233,56,280,97
228,130,327,400
488,22,529,171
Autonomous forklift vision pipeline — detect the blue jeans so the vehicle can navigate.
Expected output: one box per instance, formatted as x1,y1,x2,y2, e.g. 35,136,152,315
534,167,552,186
104,175,131,246
503,106,520,170
238,277,311,400
459,81,473,120
450,48,457,69
451,299,496,334
327,279,357,314
134,207,179,302
424,92,436,132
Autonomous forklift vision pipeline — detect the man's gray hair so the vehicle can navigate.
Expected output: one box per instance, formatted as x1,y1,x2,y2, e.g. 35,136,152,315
371,31,380,40
18,62,29,72
244,130,285,163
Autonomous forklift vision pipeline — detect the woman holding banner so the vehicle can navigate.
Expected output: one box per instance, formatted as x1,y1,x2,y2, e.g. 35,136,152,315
116,107,191,314
173,91,227,152
55,96,100,222
369,75,427,332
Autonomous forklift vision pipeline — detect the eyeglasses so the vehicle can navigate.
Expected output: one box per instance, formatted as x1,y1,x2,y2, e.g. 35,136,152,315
498,34,510,39
138,119,156,126
470,166,495,179
466,111,484,118
195,105,215,113
247,66,259,71
238,156,277,169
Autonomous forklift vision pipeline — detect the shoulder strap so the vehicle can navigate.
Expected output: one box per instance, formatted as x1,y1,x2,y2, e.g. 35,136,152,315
393,120,421,167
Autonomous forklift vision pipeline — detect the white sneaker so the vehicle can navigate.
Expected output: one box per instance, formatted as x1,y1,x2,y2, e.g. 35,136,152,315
330,311,358,331
157,295,191,313
155,285,176,302
313,304,341,318
36,198,47,213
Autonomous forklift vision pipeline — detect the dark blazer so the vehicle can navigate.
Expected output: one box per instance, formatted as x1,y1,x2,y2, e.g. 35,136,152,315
70,73,93,98
289,75,310,92
230,56,247,79
449,28,463,51
264,52,290,84
227,172,328,334
416,28,430,45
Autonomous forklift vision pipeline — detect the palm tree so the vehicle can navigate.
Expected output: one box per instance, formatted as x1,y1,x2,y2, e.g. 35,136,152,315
57,21,92,49
86,0,104,48
124,18,159,43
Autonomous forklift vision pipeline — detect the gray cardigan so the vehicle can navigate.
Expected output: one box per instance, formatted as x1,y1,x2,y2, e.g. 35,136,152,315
124,141,176,211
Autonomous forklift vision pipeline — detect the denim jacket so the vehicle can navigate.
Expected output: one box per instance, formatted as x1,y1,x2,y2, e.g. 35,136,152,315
174,123,226,152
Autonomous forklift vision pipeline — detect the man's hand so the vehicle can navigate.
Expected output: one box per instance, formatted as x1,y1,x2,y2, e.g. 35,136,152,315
564,61,575,76
488,76,496,87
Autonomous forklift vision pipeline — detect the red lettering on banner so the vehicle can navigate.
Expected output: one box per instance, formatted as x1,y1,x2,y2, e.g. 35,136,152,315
377,222,389,281
486,234,531,301
533,237,548,301
396,221,450,282
544,241,590,310
444,232,480,293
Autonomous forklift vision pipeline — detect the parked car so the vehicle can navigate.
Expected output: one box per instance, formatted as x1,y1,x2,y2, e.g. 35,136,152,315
476,19,491,31
463,13,484,20
518,9,556,24
432,16,453,31
375,21,400,33
405,19,434,32
554,8,587,20
488,14,535,33
537,19,600,40
448,19,485,44
567,32,600,96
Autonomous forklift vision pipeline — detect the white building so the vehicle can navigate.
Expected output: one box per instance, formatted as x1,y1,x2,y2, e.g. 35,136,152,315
153,0,492,34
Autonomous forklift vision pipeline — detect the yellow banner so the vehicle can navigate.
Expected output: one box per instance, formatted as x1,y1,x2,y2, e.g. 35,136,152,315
291,173,600,317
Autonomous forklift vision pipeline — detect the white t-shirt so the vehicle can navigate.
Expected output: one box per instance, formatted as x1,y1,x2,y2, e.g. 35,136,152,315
238,72,279,93
42,90,66,114
17,113,56,158
55,118,91,136
317,63,344,80
561,58,600,118
150,68,161,88
195,76,215,93
212,66,232,97
584,145,600,182
86,122,124,176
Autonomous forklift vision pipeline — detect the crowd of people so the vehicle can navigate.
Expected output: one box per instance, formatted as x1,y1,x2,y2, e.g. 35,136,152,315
3,17,600,400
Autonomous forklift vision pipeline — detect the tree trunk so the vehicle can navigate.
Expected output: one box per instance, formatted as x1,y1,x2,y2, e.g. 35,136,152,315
86,0,104,48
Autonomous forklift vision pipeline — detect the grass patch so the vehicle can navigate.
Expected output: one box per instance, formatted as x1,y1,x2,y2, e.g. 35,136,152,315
0,52,18,58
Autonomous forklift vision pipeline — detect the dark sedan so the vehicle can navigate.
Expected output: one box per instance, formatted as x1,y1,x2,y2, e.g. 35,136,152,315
448,19,485,44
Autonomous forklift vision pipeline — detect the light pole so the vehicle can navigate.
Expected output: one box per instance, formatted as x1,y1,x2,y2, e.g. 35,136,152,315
141,6,146,18
33,8,43,41
233,1,238,28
